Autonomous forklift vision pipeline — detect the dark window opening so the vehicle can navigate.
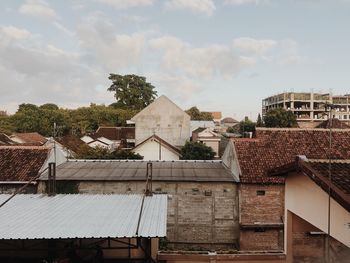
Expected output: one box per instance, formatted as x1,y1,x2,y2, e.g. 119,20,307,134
257,190,266,196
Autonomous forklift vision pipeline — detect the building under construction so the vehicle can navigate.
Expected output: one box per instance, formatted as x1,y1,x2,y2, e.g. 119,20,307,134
262,92,350,128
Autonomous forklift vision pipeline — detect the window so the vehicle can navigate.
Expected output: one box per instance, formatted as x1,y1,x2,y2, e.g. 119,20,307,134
257,190,266,196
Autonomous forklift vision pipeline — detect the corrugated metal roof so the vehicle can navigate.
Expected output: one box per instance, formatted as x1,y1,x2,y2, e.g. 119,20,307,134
0,194,167,240
39,160,236,182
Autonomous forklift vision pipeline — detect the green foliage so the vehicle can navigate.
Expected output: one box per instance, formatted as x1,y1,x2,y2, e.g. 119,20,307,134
185,106,213,120
239,118,256,134
0,103,137,137
180,141,215,160
256,113,264,127
76,146,143,160
264,108,298,128
226,126,239,133
108,74,157,110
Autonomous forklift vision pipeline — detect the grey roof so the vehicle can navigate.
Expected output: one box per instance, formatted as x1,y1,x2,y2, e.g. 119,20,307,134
0,194,167,239
39,160,236,182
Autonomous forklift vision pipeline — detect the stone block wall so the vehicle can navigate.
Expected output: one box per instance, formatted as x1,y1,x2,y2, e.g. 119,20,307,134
42,180,239,251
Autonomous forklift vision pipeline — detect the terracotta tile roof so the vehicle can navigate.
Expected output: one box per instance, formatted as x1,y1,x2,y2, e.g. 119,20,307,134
233,128,350,184
56,135,86,154
316,118,350,129
94,127,135,141
12,132,47,145
298,159,350,212
0,146,50,181
209,112,222,120
0,133,15,145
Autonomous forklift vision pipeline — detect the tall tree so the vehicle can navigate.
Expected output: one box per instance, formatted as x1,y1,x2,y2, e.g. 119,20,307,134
108,74,157,110
256,113,263,127
239,118,256,135
264,108,298,128
180,141,215,160
185,106,213,120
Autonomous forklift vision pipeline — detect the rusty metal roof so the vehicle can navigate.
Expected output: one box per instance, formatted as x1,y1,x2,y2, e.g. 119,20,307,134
39,160,236,182
0,194,167,239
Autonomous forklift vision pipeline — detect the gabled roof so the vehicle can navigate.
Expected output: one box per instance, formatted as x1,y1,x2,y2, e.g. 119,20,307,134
56,135,86,154
131,95,190,121
233,128,350,184
0,133,15,145
95,127,135,141
221,117,238,124
192,127,206,134
0,146,50,181
316,118,350,129
133,134,181,155
12,132,47,145
297,159,350,212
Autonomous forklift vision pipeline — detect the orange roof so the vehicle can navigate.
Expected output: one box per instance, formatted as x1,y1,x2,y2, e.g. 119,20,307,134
210,112,222,120
13,132,47,145
0,146,50,181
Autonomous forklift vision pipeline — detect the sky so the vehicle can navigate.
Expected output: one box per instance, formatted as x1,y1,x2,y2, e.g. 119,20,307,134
0,0,350,120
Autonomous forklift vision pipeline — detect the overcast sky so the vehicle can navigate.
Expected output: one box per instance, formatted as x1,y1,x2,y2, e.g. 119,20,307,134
1,0,349,120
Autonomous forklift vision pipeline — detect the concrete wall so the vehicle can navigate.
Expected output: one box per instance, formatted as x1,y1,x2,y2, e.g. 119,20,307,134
133,140,180,160
39,181,239,250
132,96,191,147
285,173,350,249
239,184,285,251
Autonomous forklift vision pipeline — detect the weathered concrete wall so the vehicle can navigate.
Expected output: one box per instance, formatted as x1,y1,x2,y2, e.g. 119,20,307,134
132,96,191,147
41,181,239,250
0,184,36,194
239,184,285,251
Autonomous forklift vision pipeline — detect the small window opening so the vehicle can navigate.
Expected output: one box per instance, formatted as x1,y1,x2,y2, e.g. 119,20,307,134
257,190,266,196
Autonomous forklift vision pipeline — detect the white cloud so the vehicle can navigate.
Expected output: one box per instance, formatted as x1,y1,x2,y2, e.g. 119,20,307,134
18,0,58,19
149,36,255,79
233,37,277,54
95,0,155,9
76,13,145,71
165,0,216,16
53,22,75,37
223,0,266,5
0,26,32,40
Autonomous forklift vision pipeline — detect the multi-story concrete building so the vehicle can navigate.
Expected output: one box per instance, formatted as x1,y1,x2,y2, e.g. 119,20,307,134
262,92,350,128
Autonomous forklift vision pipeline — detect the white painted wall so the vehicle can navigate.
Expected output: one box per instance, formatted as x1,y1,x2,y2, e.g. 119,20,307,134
285,173,350,248
132,95,190,147
133,140,180,161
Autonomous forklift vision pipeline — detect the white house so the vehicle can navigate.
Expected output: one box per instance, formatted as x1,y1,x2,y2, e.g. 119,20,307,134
192,127,221,157
132,135,181,161
131,95,190,147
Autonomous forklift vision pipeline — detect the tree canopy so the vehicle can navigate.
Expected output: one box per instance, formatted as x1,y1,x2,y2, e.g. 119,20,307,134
108,74,157,110
263,108,298,128
76,146,143,160
180,141,215,160
185,107,213,121
0,103,137,137
239,118,256,135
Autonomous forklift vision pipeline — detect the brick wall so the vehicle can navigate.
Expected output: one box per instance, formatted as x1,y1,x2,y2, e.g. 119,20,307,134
291,213,350,263
239,184,285,251
42,180,239,251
